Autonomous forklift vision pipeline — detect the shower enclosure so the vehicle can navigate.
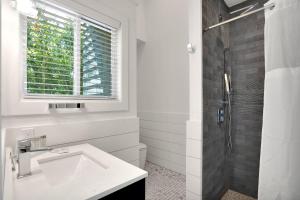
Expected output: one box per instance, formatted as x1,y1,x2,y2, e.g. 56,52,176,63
202,0,269,199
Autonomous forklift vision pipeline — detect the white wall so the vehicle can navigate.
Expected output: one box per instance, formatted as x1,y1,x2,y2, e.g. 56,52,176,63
0,0,138,197
137,0,189,174
186,0,203,199
135,0,147,42
4,118,140,165
0,0,4,197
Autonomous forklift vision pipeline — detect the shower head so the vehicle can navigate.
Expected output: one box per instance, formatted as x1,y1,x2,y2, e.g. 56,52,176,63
230,3,258,15
224,73,231,94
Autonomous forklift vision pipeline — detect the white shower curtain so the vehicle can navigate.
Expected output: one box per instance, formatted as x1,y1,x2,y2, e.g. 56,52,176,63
259,0,300,199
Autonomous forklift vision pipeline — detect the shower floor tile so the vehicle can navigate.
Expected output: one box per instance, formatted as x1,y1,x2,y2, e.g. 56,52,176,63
145,161,186,200
221,190,256,200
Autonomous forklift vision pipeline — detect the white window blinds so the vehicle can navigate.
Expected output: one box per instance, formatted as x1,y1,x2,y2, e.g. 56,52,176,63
23,1,120,99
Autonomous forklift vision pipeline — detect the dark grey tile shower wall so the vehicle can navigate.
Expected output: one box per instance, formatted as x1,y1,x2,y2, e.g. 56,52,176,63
228,1,266,197
202,0,229,199
203,0,266,199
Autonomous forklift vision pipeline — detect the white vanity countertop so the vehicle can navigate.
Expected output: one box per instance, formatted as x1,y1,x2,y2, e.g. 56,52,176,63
5,144,148,200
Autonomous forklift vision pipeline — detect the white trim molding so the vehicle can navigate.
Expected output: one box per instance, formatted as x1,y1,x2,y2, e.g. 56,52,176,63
187,0,203,198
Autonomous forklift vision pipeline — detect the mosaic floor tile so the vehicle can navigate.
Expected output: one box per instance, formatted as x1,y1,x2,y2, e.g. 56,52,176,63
145,162,255,200
145,162,186,200
221,190,256,200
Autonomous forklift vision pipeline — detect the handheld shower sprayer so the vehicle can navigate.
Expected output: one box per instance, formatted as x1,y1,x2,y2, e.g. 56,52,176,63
224,73,231,95
223,72,233,152
219,49,233,153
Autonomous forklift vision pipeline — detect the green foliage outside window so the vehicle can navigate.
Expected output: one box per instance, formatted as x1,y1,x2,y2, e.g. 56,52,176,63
27,9,74,95
26,8,113,97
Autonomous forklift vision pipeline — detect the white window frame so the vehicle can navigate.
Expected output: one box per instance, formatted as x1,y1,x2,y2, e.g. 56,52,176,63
2,0,129,116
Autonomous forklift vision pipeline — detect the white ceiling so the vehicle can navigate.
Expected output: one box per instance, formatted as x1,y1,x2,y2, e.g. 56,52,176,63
224,0,248,7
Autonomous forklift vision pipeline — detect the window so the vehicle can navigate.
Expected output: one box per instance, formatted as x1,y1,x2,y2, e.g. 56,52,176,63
24,2,119,99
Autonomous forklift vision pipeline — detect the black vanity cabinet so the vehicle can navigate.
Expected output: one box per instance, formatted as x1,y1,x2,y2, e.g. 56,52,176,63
100,179,145,200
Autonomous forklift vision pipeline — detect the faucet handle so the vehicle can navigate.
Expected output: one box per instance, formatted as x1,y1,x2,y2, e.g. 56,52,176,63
17,135,48,152
17,139,32,152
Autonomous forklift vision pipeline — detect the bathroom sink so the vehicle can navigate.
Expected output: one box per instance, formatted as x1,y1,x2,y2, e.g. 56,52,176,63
8,144,147,200
37,152,107,186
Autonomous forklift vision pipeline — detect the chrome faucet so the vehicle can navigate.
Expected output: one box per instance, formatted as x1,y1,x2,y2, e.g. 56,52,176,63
16,135,52,178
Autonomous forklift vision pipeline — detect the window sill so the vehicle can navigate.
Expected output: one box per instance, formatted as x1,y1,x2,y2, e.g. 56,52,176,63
2,98,129,116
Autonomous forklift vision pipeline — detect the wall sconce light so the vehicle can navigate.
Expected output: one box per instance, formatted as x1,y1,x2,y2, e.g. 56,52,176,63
11,0,38,18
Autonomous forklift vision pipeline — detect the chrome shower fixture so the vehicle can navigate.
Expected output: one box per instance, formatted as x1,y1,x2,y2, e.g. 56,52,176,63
203,3,275,32
224,73,231,95
224,73,233,153
230,3,259,15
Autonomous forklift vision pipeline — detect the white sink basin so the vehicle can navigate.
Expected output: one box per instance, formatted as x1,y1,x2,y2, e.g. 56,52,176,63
6,144,148,200
38,152,107,186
